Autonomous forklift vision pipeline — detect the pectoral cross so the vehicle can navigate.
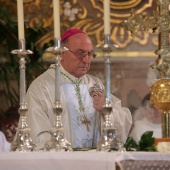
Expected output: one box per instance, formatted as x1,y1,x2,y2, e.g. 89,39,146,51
82,115,91,132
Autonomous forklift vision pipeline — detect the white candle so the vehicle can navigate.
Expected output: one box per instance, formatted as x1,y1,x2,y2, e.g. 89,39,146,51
17,0,25,40
53,0,60,39
104,0,110,35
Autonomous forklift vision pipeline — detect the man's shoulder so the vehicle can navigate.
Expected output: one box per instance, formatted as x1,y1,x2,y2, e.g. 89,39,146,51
28,69,54,88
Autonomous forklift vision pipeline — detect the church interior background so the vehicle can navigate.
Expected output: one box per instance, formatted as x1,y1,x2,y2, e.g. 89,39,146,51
0,0,160,141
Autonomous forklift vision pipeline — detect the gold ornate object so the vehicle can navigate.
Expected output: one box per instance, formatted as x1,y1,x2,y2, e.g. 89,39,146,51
43,39,72,151
121,8,158,37
10,39,36,151
122,0,170,138
150,79,170,111
150,79,170,137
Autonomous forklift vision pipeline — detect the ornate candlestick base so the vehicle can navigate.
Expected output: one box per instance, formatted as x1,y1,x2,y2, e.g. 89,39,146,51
97,129,118,151
44,127,72,151
44,102,72,151
11,128,35,152
10,107,36,152
96,102,123,151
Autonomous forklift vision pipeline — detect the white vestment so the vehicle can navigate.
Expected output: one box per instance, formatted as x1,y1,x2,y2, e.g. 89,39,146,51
0,131,11,152
130,117,162,142
24,65,132,149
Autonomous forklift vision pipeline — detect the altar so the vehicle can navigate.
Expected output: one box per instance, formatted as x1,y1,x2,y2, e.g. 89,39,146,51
0,151,170,170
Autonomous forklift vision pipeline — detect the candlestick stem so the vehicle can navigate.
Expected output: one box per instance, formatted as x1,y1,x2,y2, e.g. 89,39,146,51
104,35,111,103
54,39,61,102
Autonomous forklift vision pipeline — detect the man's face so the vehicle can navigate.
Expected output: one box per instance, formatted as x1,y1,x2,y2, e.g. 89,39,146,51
61,33,94,78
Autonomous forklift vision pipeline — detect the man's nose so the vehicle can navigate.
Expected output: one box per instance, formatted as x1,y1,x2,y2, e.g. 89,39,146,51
82,54,90,63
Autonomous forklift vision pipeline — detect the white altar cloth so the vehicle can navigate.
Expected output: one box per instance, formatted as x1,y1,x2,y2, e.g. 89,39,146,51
0,151,116,170
1,151,170,170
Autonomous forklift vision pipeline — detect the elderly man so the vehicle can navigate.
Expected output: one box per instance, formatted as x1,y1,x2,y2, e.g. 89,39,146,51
25,28,132,149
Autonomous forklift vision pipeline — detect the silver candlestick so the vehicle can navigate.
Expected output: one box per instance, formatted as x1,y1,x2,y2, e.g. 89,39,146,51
43,38,72,151
10,39,35,152
96,35,123,151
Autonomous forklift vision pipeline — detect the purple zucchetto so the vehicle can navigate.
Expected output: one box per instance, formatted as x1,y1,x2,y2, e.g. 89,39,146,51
61,28,85,43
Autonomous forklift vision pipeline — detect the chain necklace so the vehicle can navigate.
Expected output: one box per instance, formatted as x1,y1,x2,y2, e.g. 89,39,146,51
61,72,91,132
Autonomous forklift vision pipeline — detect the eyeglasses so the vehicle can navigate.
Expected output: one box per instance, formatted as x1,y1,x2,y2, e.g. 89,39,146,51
68,49,97,60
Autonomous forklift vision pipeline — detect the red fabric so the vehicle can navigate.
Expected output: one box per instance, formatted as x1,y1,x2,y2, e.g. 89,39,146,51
61,28,84,43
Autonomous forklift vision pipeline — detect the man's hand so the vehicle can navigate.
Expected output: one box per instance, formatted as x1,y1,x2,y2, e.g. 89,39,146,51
90,91,105,113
